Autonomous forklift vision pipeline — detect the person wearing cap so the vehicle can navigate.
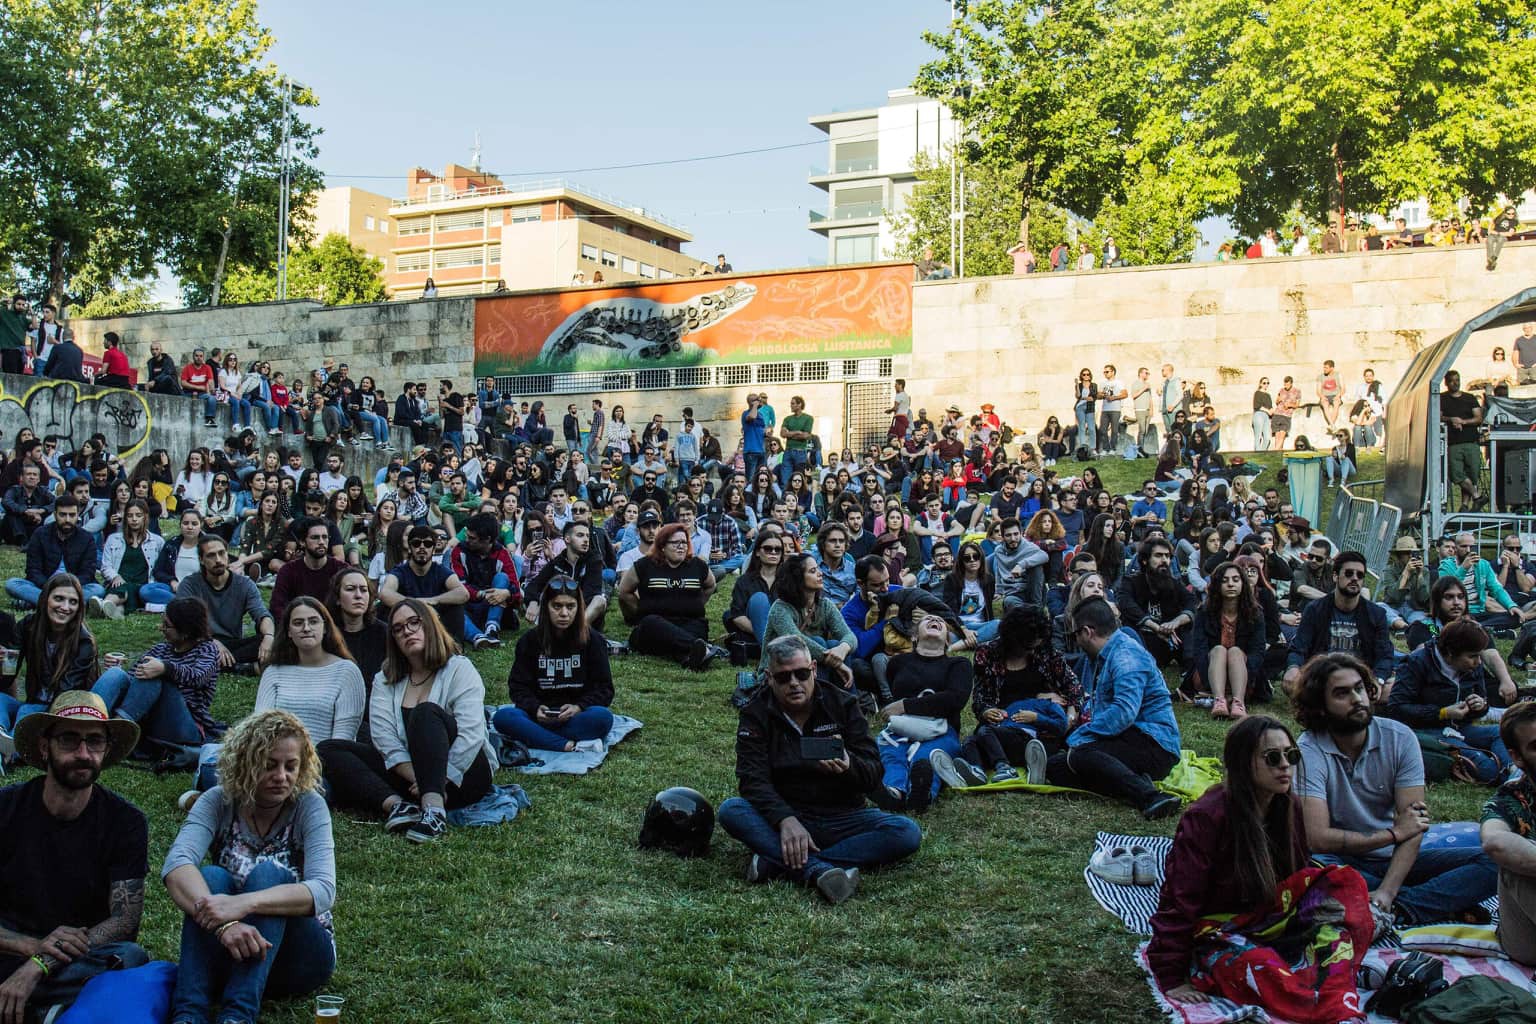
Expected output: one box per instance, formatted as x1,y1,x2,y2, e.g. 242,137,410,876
1380,536,1433,627
0,691,149,1020
616,510,664,574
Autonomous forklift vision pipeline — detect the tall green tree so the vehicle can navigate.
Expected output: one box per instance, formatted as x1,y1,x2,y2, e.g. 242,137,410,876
0,0,320,307
1150,0,1536,235
914,0,1139,250
217,233,387,307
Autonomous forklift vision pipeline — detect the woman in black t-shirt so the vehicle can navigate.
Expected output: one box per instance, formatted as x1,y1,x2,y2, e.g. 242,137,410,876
492,582,613,752
615,523,719,671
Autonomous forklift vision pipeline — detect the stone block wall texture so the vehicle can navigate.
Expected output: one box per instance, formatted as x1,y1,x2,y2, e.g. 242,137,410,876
72,242,1536,455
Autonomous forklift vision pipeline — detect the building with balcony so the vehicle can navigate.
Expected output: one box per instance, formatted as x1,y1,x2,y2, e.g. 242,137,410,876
385,164,698,298
808,88,953,266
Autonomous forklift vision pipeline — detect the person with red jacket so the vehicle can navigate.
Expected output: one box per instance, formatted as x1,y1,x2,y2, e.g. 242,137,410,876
1147,715,1370,1017
449,512,521,650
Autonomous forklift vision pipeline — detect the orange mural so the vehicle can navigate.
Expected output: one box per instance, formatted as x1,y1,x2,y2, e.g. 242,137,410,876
473,264,913,375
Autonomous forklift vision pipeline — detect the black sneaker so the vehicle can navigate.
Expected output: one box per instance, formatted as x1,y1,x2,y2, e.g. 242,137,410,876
1141,794,1181,820
813,866,859,905
485,633,503,649
686,637,710,672
952,756,989,788
1512,656,1528,672
384,801,422,834
406,808,447,843
473,635,491,650
906,759,935,813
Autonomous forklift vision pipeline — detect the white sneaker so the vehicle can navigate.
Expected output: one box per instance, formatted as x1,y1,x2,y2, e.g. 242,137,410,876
1088,846,1137,885
102,598,124,620
144,602,167,614
85,596,106,619
0,726,14,759
573,738,605,754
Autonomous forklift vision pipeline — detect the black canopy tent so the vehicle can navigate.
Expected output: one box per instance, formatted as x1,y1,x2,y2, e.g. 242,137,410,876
1384,287,1536,537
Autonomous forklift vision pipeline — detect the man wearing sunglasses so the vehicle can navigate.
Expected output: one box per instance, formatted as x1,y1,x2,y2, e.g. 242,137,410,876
1295,653,1495,926
523,520,607,629
379,524,468,641
718,635,920,905
1494,533,1536,606
1283,550,1395,697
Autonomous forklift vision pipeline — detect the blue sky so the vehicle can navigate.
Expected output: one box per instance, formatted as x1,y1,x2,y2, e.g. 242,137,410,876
256,0,949,271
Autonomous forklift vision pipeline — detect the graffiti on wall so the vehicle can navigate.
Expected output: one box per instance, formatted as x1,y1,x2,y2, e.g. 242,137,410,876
0,380,152,457
474,264,914,376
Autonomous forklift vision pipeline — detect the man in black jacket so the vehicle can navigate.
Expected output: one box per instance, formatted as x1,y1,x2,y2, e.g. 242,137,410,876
4,494,104,608
1118,537,1196,667
523,520,607,629
1284,549,1396,695
394,382,426,446
717,635,922,904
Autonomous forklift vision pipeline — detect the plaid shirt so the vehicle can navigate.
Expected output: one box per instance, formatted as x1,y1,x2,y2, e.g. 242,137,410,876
703,513,742,559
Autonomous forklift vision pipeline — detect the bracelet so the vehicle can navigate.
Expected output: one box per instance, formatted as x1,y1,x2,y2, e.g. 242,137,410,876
214,921,237,937
1388,827,1400,845
29,955,49,976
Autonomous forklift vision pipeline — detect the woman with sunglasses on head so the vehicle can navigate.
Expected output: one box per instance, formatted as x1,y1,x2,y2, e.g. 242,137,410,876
725,525,786,646
202,472,239,543
942,540,997,644
317,600,496,844
492,580,613,752
615,522,721,672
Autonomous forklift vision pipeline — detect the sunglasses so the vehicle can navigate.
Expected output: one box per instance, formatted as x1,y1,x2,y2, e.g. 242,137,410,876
1261,747,1302,768
757,544,783,553
546,577,580,594
408,538,435,548
769,666,814,685
961,553,981,562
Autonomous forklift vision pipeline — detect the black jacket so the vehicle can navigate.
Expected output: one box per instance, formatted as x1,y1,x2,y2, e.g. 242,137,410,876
735,683,881,827
1386,645,1492,730
41,340,84,382
1119,571,1197,629
885,651,973,733
505,628,613,716
24,523,97,588
1285,593,1395,680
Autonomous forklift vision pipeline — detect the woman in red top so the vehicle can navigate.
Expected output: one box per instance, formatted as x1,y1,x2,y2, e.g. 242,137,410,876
1147,715,1310,1004
99,330,133,388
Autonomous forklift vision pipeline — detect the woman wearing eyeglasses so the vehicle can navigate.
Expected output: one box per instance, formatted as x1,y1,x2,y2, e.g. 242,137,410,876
492,580,613,752
1073,368,1098,453
615,523,721,672
725,526,785,646
1145,716,1347,1010
317,600,496,844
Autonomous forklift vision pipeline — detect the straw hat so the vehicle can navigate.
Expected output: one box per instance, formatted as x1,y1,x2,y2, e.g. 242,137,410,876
14,690,139,769
1391,536,1420,553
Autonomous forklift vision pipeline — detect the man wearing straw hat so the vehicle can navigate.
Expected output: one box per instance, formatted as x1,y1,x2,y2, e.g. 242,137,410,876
0,692,148,1021
1379,535,1433,628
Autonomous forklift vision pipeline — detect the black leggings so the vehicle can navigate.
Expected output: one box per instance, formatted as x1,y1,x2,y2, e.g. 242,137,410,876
1045,729,1178,810
318,702,493,812
960,723,1060,771
628,615,707,663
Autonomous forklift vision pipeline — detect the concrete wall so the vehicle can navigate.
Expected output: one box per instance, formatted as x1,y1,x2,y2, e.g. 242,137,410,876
70,240,1536,461
906,241,1536,444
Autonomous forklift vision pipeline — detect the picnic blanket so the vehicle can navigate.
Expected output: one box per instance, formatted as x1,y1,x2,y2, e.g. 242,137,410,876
512,714,643,776
953,749,1221,802
1084,831,1524,1024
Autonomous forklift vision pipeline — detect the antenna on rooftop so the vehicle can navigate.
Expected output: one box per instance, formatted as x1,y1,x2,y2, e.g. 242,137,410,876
471,132,483,172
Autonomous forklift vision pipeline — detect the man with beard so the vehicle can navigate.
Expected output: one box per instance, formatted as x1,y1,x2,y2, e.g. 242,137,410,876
1283,550,1395,695
271,518,348,623
1118,537,1196,668
0,692,149,1021
991,518,1048,613
523,519,607,629
380,524,469,640
449,513,521,650
1295,653,1497,926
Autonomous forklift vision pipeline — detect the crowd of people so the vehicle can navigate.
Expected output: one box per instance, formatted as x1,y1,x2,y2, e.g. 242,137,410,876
5,306,1536,1018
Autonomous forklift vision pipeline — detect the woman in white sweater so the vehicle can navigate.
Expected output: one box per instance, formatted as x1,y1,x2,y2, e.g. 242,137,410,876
316,599,495,844
256,598,366,742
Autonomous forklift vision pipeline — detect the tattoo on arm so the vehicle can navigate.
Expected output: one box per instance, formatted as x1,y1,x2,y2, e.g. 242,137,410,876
86,878,144,947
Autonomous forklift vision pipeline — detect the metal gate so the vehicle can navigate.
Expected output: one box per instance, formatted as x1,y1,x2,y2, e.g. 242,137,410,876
845,382,890,455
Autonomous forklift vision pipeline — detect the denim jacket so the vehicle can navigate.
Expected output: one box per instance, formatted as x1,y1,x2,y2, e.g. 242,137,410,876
1069,629,1181,757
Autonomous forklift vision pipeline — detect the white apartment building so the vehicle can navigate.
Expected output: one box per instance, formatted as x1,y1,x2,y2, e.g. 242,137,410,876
808,88,954,265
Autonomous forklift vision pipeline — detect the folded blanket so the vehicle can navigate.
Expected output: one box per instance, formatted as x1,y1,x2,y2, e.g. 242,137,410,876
513,714,643,776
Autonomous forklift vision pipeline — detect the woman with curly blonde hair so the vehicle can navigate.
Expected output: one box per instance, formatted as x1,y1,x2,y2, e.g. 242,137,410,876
162,709,337,1024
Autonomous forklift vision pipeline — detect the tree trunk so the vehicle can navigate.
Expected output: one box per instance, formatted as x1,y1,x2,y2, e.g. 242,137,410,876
1332,139,1347,240
46,237,66,310
210,223,234,306
1018,162,1035,250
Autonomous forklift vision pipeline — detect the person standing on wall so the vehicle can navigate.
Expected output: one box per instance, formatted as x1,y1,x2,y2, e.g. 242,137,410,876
1131,366,1154,455
779,397,814,491
1252,377,1273,452
886,379,911,441
1159,364,1181,435
741,394,767,483
1097,365,1127,454
586,399,606,463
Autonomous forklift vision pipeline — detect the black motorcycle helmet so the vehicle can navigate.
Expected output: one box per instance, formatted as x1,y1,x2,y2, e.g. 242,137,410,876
638,787,714,858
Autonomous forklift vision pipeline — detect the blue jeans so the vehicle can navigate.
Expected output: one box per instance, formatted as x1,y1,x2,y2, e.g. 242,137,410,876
1318,844,1498,924
140,581,175,606
878,726,960,802
1252,410,1271,451
746,591,772,645
171,862,335,1024
92,667,202,746
461,573,510,642
717,797,921,882
778,449,809,489
1327,455,1355,485
358,410,389,444
1449,723,1512,772
4,578,105,607
442,430,463,454
0,694,47,734
966,619,1001,643
1074,402,1096,451
492,705,613,751
743,451,765,482
711,553,745,579
225,396,250,428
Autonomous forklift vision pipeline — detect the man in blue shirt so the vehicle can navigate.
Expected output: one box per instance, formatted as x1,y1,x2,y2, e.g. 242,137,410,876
741,394,767,482
1130,480,1167,541
814,521,855,607
1046,597,1182,817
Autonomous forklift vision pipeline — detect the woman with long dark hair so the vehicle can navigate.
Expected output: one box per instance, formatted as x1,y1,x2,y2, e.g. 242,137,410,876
101,499,164,617
1189,562,1266,717
724,526,785,645
1080,513,1124,590
1146,717,1371,1014
93,597,218,755
942,540,997,644
493,581,614,752
255,597,365,744
234,492,289,581
1037,415,1066,465
326,567,389,715
0,574,97,737
762,552,856,687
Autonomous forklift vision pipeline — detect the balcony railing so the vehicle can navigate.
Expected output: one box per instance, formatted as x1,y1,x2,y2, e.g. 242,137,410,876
809,201,885,223
809,159,881,176
390,177,687,232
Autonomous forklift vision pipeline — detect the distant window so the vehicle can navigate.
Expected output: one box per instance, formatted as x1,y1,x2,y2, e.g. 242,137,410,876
581,244,599,262
396,252,430,272
638,262,656,278
508,204,543,224
398,217,431,236
601,251,618,267
658,268,675,279
833,234,878,264
436,210,485,232
364,215,376,231
433,247,484,270
486,243,501,264
621,257,638,274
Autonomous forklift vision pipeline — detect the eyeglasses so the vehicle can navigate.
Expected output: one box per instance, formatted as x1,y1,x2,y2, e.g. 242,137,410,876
546,577,580,594
390,616,424,637
50,731,109,753
1261,747,1302,768
769,666,814,685
757,544,783,553
408,538,435,548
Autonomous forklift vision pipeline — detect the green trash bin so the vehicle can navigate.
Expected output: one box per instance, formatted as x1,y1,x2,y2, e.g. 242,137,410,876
1284,451,1329,525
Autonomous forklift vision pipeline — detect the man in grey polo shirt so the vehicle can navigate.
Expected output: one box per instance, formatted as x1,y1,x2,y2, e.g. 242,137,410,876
1293,652,1496,925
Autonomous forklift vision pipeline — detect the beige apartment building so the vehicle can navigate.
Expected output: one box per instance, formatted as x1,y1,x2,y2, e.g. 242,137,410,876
383,164,698,298
309,187,397,270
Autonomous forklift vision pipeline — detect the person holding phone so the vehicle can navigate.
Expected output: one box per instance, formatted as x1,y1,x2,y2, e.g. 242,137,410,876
492,581,613,752
717,634,921,905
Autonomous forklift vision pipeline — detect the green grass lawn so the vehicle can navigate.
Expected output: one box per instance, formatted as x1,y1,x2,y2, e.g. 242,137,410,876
10,446,1495,1023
